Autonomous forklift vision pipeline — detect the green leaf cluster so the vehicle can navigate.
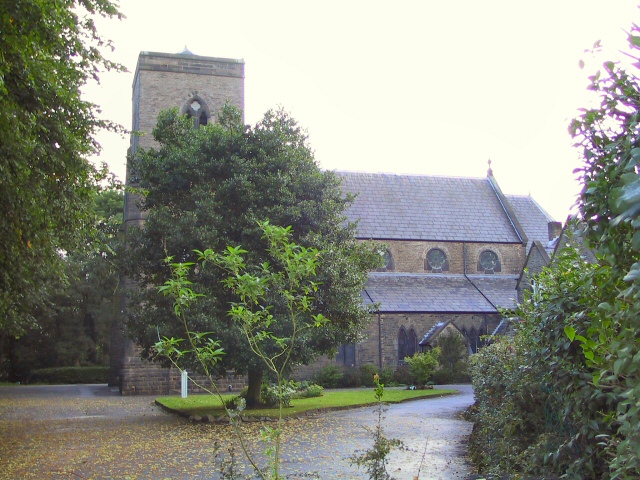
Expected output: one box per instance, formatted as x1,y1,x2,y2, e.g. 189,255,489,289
404,348,440,386
2,186,124,380
0,0,124,336
124,105,382,398
469,25,640,479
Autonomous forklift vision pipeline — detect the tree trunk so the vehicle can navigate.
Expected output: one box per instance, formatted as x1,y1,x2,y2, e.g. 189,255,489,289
245,367,263,408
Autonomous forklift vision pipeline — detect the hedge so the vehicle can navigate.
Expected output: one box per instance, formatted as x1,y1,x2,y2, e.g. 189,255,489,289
28,366,109,385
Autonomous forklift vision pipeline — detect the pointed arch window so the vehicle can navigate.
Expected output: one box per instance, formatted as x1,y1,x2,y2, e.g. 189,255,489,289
398,328,407,361
398,327,418,364
182,97,211,128
407,328,417,357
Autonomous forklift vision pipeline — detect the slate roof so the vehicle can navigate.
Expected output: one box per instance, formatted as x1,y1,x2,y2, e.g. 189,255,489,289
505,194,555,250
362,273,519,313
418,320,467,347
466,275,519,309
338,172,522,243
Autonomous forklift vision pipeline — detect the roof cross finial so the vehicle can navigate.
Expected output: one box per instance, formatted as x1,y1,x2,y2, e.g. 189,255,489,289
487,158,493,176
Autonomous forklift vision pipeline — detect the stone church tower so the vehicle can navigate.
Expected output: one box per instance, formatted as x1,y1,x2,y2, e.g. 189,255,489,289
111,50,244,393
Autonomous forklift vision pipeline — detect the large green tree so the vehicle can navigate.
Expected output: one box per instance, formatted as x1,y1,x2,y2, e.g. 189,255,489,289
2,186,123,381
0,0,123,337
124,106,381,406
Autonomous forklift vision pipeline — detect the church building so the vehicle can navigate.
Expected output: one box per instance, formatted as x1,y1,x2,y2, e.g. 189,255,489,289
113,49,558,394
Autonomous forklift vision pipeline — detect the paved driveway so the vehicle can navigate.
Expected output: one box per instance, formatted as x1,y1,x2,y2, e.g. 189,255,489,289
0,384,474,479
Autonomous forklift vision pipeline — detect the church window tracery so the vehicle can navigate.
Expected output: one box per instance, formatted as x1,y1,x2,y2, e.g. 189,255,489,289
478,250,501,273
181,96,211,128
398,327,417,364
425,248,449,272
377,249,394,272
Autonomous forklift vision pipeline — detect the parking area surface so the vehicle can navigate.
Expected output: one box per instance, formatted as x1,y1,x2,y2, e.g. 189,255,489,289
0,384,474,479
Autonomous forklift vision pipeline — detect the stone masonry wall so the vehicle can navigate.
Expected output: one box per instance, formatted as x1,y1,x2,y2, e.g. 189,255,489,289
293,312,501,381
118,51,245,396
383,240,525,275
120,342,247,396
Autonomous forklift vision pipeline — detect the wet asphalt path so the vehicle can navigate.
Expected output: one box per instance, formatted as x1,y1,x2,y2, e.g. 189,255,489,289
0,384,475,479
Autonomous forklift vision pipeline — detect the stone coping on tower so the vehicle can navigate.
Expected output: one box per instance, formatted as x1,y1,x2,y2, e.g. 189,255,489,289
136,51,245,79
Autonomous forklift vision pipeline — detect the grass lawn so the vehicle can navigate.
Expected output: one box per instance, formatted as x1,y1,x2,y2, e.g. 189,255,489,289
156,387,458,418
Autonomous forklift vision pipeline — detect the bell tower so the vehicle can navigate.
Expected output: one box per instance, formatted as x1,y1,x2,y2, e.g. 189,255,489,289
111,50,244,393
125,49,244,230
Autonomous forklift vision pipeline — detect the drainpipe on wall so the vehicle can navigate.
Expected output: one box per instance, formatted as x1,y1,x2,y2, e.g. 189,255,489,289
378,311,383,369
463,243,498,311
364,287,382,369
464,243,501,350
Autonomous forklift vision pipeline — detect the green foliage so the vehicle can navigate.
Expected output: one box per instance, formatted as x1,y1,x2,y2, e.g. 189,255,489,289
28,366,109,384
349,375,403,480
468,334,554,476
391,365,413,386
468,25,640,480
0,0,124,336
338,366,362,388
125,105,382,401
568,28,640,480
378,366,396,387
261,382,295,407
156,222,347,479
432,332,470,384
359,364,380,387
2,186,124,381
404,349,440,385
312,364,344,388
294,383,324,399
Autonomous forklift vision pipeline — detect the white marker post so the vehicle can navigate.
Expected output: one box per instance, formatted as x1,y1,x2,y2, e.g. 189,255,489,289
181,370,188,398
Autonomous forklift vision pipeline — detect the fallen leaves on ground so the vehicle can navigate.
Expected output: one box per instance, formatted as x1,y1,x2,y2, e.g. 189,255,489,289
0,390,473,479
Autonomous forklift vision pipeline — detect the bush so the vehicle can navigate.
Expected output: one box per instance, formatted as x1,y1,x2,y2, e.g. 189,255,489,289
260,382,295,407
378,366,396,386
295,383,324,398
28,366,109,384
338,367,361,388
404,349,440,385
312,365,343,388
468,336,551,476
224,395,243,409
431,360,470,384
392,365,413,385
359,364,379,387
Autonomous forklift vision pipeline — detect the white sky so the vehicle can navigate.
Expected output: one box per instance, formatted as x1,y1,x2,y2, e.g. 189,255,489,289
85,1,640,221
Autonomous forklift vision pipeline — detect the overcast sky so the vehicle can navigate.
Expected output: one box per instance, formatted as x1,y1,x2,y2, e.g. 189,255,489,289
85,1,639,221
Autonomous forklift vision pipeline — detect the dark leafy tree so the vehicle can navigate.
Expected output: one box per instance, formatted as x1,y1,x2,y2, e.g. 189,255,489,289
0,0,124,337
124,106,381,406
2,186,124,381
469,26,640,479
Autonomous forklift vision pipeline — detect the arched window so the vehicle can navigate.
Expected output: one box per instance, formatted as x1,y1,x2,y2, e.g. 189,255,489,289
398,328,408,361
478,249,501,273
425,248,449,272
468,326,479,354
376,249,394,272
181,96,211,128
398,327,418,363
407,328,417,357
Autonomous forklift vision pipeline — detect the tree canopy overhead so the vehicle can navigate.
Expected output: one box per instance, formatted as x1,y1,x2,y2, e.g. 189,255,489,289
124,106,381,404
0,0,124,336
